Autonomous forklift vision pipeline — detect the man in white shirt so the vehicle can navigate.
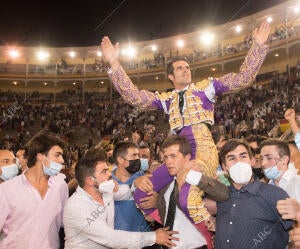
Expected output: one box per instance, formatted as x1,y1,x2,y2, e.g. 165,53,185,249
260,139,300,220
64,148,178,249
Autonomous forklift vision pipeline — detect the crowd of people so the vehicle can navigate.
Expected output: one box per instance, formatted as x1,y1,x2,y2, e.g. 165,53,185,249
0,23,299,75
0,21,300,249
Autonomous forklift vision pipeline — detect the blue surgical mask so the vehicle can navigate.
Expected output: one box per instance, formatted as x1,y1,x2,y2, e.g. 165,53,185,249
263,165,282,180
16,158,21,169
295,132,300,151
43,160,63,176
140,158,149,171
0,164,19,181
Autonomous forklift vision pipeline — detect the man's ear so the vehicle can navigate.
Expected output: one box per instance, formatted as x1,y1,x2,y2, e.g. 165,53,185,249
85,176,95,187
36,153,44,162
250,157,256,167
221,162,227,172
168,74,174,82
185,154,191,161
116,156,124,165
281,155,290,167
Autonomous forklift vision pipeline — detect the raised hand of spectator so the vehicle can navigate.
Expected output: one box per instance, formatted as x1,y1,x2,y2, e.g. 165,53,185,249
285,108,296,123
253,21,270,45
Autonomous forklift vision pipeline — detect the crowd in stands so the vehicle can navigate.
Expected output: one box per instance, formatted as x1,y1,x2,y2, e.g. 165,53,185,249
0,24,299,75
1,67,299,164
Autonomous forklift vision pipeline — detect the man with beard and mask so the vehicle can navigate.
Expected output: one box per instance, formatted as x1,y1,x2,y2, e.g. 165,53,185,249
216,139,293,249
63,148,178,249
0,131,68,249
111,141,152,233
0,150,19,184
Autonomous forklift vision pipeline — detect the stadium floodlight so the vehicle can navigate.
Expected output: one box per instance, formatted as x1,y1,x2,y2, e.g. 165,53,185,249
69,51,76,58
151,45,157,52
127,47,136,57
177,39,184,48
200,32,215,45
267,16,273,23
235,25,242,33
8,49,19,58
37,51,49,60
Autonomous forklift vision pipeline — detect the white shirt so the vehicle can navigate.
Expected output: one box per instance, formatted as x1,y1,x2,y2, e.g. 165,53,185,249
164,180,207,249
279,168,300,202
64,185,156,249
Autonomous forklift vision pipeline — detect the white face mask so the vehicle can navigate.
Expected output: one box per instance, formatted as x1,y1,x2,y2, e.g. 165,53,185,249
0,164,19,181
229,161,252,185
92,177,115,194
98,179,115,194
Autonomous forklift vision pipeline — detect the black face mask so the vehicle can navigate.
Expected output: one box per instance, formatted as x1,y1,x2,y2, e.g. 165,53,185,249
125,158,141,174
252,168,265,179
107,156,114,164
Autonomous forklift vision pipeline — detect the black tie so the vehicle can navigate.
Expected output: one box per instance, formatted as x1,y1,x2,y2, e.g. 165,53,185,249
162,180,178,249
178,90,186,114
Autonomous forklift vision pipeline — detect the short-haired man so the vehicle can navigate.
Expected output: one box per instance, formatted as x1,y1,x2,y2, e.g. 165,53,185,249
216,139,293,249
260,139,300,222
63,148,178,249
261,139,300,200
136,135,229,249
112,141,150,232
139,144,151,162
0,150,18,183
0,131,68,249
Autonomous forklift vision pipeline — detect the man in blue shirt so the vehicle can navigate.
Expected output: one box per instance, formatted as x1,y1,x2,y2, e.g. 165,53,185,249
111,141,151,232
215,139,294,249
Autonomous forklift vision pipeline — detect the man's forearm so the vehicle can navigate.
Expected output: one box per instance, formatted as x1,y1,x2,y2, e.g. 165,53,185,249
108,65,157,109
219,41,269,91
197,175,229,202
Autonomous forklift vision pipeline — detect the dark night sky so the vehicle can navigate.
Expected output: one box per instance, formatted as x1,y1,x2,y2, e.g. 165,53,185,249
0,0,286,47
